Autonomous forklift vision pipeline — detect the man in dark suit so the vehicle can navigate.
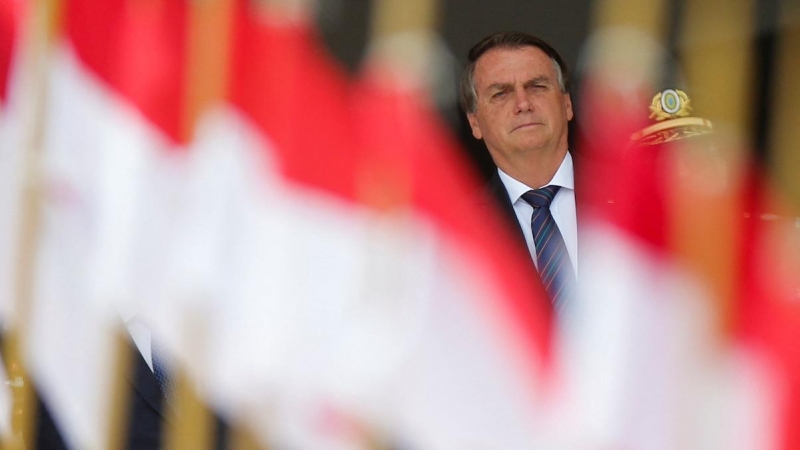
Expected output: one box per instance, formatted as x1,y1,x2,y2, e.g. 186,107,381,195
31,335,228,450
460,32,578,309
33,340,167,449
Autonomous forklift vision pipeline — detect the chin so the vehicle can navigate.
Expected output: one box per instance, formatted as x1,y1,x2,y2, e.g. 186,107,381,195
517,138,549,152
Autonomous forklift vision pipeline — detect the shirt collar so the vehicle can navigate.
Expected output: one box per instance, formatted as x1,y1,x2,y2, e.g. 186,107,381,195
497,151,574,204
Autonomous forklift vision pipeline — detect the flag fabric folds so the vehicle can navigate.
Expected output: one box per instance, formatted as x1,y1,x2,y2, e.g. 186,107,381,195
2,0,800,449
4,0,554,448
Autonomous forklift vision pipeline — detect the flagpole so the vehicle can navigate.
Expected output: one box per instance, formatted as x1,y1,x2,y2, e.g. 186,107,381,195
103,330,134,450
584,0,670,111
370,0,438,43
767,0,800,213
161,0,236,448
1,0,61,447
366,0,439,93
680,0,756,140
361,3,442,448
591,0,667,39
182,0,234,144
360,0,440,206
676,0,755,338
229,415,265,450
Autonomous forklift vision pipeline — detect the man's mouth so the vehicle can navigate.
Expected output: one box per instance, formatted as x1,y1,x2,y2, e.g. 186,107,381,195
512,122,542,131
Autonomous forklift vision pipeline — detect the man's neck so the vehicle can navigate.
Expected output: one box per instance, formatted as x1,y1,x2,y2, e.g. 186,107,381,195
496,148,568,189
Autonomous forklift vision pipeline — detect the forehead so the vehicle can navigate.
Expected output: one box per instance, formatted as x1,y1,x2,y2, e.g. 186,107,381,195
473,46,556,88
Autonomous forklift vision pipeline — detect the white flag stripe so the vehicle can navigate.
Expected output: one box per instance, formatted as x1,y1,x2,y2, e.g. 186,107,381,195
551,221,778,450
26,43,178,450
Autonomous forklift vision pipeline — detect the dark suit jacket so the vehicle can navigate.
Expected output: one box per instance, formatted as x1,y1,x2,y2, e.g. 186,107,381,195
32,340,228,450
486,171,527,244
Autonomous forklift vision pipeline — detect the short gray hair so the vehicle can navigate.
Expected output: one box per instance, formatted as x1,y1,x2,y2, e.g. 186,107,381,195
459,32,570,114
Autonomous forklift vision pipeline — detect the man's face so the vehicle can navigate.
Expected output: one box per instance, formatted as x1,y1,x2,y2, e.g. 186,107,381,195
467,46,573,168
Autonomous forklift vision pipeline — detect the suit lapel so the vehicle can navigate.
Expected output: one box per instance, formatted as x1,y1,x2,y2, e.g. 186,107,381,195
486,172,527,245
128,342,167,419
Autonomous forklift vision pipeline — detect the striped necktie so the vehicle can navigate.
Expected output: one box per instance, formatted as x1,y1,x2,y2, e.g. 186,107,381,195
152,349,174,408
521,185,575,310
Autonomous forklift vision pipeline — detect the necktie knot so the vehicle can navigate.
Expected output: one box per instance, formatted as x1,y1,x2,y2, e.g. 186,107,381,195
522,185,560,208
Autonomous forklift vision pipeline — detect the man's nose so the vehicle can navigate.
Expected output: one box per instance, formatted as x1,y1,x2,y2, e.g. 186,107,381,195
513,86,531,113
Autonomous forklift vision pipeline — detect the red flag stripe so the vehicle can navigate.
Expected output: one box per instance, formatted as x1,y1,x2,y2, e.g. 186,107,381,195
64,0,189,144
0,0,19,104
228,2,358,200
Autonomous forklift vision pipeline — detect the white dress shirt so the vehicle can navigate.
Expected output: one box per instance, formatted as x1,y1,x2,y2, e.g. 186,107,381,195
122,312,154,372
498,151,578,275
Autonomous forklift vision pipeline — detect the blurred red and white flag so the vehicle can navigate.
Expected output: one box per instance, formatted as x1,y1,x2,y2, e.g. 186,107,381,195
140,3,556,448
0,0,23,438
255,28,556,448
0,0,24,324
14,0,192,447
554,26,800,450
4,0,556,449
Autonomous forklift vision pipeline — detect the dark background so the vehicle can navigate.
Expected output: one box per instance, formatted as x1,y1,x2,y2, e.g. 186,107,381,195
315,0,788,182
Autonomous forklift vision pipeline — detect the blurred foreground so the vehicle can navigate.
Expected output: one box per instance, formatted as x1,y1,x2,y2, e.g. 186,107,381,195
0,0,799,449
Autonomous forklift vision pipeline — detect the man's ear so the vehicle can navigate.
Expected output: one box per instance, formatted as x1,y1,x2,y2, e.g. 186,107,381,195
564,93,574,122
467,112,483,140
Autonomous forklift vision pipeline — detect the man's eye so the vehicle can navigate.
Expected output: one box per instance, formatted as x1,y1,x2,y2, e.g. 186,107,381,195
492,91,508,99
